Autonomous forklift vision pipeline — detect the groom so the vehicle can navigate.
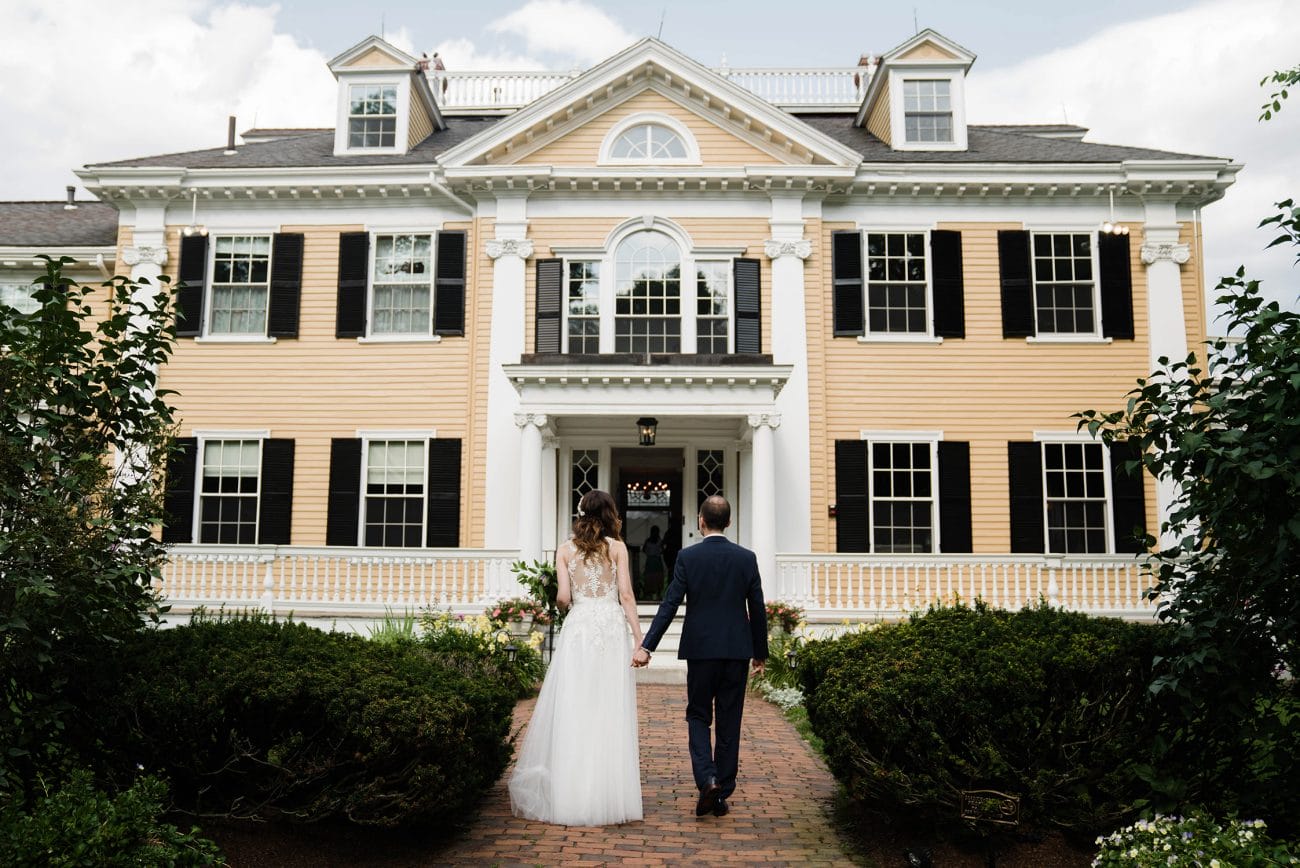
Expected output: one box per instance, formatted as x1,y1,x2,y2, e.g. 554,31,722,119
632,495,768,818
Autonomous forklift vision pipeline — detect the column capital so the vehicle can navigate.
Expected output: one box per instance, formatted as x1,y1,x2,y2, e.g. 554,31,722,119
514,411,548,428
487,238,534,261
763,239,812,261
121,246,168,267
747,412,782,430
1140,242,1191,266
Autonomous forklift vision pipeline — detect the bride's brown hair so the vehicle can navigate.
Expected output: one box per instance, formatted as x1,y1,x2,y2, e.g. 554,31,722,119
572,489,622,563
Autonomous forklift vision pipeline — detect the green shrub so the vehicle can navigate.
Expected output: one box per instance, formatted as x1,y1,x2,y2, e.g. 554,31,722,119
419,610,545,699
0,769,223,867
1094,813,1299,866
93,614,515,829
798,603,1165,835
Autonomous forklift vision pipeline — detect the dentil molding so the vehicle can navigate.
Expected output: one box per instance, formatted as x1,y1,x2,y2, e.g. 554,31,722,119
1140,242,1191,266
121,246,168,267
486,238,534,260
763,239,812,261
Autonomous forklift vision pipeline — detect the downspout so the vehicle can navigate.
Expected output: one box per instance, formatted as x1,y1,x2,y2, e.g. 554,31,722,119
429,170,474,215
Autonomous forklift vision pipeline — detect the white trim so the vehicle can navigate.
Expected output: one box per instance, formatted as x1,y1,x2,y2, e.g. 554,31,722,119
860,227,937,340
357,436,431,549
357,334,443,344
1027,229,1104,339
333,73,412,157
888,69,968,152
193,435,266,546
1025,335,1113,345
204,231,274,338
1036,439,1116,554
857,335,944,345
356,429,437,439
854,435,943,555
858,429,945,442
1032,430,1099,444
192,428,272,439
194,336,278,344
598,112,701,165
366,230,437,338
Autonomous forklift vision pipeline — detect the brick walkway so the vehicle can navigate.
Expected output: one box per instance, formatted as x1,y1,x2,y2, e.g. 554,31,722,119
435,684,860,867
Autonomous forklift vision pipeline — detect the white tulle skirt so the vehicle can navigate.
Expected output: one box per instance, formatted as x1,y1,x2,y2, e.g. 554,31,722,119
508,599,643,825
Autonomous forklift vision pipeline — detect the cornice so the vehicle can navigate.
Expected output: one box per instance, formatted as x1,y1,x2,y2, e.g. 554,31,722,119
501,363,793,396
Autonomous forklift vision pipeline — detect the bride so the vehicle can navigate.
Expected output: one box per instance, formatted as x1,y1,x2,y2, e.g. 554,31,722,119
508,489,645,825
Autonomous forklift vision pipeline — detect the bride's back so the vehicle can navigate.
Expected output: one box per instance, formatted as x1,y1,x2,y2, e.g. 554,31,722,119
564,538,619,603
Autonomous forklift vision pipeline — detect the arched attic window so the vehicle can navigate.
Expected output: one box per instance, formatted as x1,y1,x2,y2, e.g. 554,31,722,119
600,115,699,164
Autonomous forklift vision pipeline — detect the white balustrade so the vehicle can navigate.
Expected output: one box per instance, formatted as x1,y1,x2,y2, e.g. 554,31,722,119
430,68,868,111
158,545,519,617
774,554,1157,621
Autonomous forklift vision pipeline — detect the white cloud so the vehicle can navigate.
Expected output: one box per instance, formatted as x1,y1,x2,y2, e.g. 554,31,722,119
0,0,334,199
426,36,547,72
489,0,637,65
966,0,1300,313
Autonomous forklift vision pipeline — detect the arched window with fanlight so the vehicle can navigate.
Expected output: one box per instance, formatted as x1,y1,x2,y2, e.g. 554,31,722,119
614,230,681,353
610,123,687,160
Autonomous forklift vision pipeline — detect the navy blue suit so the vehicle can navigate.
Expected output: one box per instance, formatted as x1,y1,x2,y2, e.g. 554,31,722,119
641,534,767,801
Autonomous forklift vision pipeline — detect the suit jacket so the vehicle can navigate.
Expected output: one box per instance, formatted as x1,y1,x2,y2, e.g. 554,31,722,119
641,535,768,661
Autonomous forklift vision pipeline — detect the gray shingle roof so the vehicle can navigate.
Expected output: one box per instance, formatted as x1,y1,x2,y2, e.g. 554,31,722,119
0,202,120,247
84,113,1224,172
796,115,1223,162
88,118,502,170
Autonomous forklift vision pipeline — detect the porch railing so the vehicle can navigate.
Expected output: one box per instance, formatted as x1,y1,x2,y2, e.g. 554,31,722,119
430,67,867,112
157,545,520,617
775,554,1157,621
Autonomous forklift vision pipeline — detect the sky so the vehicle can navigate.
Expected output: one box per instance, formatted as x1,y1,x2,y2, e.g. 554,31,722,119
0,0,1296,317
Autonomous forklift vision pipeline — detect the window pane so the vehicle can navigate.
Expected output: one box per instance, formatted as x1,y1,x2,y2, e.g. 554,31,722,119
1032,232,1096,335
865,231,928,334
614,230,681,353
1044,442,1108,553
364,439,425,548
869,440,934,553
611,123,686,160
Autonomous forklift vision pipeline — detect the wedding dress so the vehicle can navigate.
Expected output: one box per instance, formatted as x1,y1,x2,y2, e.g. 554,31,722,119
508,539,643,825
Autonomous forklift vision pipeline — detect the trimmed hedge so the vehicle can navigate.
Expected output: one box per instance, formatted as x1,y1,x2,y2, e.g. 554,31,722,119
798,603,1165,834
92,616,516,829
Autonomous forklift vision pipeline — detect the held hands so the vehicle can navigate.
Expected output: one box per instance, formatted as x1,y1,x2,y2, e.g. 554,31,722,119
631,646,651,668
751,659,766,676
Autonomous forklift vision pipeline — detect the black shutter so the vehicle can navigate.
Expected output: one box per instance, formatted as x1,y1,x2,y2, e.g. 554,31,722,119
831,230,864,337
433,230,467,336
326,438,362,546
1008,441,1045,553
336,232,369,338
426,438,462,548
535,258,563,354
161,437,198,543
257,439,295,545
937,441,972,553
176,235,208,337
998,230,1035,338
268,233,303,338
1098,233,1135,340
1109,440,1147,553
930,230,965,339
733,257,761,354
834,440,869,553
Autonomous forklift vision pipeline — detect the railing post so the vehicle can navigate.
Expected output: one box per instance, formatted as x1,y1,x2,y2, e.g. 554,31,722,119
1046,557,1062,608
259,556,275,613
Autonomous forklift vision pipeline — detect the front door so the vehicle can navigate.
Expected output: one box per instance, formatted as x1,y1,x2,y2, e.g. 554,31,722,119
613,447,682,602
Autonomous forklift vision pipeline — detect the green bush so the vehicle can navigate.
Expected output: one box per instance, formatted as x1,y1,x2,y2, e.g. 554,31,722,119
0,769,223,867
1094,813,1299,866
419,610,545,699
92,614,516,829
798,603,1165,835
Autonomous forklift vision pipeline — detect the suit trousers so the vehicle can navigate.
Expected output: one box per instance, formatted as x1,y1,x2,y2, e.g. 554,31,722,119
684,658,750,800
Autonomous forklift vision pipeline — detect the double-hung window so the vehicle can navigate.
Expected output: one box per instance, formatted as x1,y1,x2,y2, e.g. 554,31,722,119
1031,232,1097,335
695,261,731,353
0,281,40,315
364,439,427,547
348,84,397,149
210,235,272,335
865,232,929,334
198,439,261,544
1042,441,1108,554
615,230,682,353
870,441,936,553
565,260,601,354
371,234,433,335
903,80,953,144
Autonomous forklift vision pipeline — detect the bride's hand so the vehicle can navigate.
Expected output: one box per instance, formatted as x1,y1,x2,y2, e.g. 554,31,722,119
631,647,651,668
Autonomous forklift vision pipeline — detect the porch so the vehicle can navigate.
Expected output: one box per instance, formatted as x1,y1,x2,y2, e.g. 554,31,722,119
155,545,1157,625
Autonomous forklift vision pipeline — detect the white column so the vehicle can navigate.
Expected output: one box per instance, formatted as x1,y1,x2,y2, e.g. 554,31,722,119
541,432,559,556
1141,202,1193,544
515,412,547,565
738,441,753,548
764,193,813,557
483,192,533,549
748,412,779,598
118,224,170,485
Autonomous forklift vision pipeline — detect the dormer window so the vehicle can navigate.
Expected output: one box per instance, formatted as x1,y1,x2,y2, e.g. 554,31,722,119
348,84,397,148
611,124,687,160
902,80,953,143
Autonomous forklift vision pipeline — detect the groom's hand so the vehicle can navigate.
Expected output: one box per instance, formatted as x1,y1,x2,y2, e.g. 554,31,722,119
751,659,766,675
631,647,651,668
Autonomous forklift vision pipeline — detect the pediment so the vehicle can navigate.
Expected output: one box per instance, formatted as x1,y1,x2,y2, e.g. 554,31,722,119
438,38,863,171
882,29,975,67
329,35,419,74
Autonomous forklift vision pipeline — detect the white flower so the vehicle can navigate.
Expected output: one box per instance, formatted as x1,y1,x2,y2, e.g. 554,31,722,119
1211,859,1221,868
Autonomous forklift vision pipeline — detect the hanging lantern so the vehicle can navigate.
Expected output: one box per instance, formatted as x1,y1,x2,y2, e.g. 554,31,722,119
636,417,658,446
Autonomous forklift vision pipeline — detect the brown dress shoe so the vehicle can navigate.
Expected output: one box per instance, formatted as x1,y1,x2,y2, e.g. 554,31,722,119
695,779,721,816
712,797,729,817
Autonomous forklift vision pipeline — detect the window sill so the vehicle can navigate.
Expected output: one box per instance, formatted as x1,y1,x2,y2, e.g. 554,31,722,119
1025,335,1113,345
194,335,278,344
357,335,442,344
857,334,944,345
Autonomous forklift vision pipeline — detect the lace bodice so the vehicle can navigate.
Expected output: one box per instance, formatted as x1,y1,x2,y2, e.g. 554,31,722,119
563,539,621,604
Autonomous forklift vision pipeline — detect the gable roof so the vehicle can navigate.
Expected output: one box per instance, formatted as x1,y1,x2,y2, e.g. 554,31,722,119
856,28,976,128
437,37,866,170
328,35,420,73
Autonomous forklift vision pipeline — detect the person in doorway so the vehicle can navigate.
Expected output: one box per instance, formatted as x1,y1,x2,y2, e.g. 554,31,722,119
641,525,665,598
632,495,767,818
508,489,644,825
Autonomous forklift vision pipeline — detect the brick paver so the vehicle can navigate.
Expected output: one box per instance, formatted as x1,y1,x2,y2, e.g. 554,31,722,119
435,685,860,867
